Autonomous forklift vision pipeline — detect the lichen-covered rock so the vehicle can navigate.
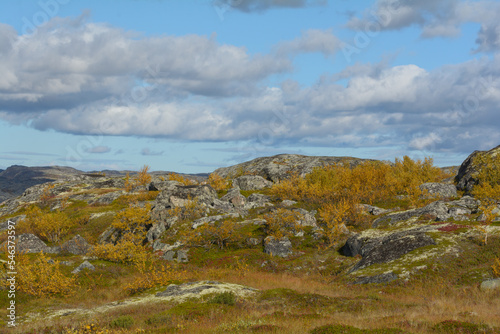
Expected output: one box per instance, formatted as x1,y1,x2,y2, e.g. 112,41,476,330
264,236,292,257
480,278,500,291
456,145,500,193
373,196,480,227
358,204,390,216
232,175,273,190
419,182,457,198
341,228,436,272
156,281,257,299
213,154,375,182
15,233,50,253
61,235,92,255
220,187,246,207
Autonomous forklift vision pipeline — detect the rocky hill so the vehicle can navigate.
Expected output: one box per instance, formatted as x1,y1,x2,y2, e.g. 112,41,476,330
1,149,500,333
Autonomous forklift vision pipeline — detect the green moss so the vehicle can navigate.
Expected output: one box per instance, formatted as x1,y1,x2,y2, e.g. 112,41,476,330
310,324,408,334
432,320,494,333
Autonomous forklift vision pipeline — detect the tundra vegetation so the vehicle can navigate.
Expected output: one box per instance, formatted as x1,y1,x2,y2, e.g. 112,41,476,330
0,151,499,334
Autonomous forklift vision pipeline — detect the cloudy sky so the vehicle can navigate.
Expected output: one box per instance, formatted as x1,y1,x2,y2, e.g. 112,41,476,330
1,0,499,173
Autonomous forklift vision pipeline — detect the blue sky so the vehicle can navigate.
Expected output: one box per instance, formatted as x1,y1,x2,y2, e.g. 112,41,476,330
1,0,499,173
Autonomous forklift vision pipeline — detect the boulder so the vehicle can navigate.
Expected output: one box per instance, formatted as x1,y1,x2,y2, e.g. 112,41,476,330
191,213,239,229
16,233,50,253
71,260,95,274
480,278,500,291
264,236,292,257
60,235,92,255
373,196,480,227
419,182,457,198
213,154,376,182
456,145,500,193
0,215,25,232
341,228,436,272
358,204,390,216
220,187,246,207
232,175,273,190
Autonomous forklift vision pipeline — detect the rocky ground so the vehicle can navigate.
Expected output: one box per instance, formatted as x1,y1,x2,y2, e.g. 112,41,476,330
0,146,499,333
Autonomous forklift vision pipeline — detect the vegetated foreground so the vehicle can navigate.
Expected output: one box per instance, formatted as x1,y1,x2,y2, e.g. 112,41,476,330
0,147,499,333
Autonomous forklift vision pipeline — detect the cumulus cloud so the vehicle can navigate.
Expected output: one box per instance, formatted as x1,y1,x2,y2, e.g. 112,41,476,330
1,14,500,157
346,0,500,52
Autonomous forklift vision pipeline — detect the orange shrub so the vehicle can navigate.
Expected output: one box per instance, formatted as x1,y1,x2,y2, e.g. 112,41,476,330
208,172,231,191
21,206,75,243
263,208,305,239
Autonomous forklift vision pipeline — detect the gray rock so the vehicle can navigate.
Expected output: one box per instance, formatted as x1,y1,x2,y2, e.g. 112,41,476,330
213,154,376,183
372,196,480,227
293,208,317,227
162,250,176,261
0,215,25,232
60,235,92,255
220,187,246,207
341,228,437,272
71,260,95,274
419,182,457,198
232,175,273,190
358,204,390,216
177,250,189,263
456,145,500,193
354,272,399,284
146,220,169,242
15,233,50,253
264,236,292,257
480,278,500,291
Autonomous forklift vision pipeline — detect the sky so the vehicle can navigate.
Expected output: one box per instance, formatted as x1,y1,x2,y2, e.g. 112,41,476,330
0,0,499,173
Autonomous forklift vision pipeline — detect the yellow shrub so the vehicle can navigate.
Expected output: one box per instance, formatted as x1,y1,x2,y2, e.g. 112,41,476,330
92,204,151,264
21,206,75,243
124,165,152,192
319,198,356,247
263,208,305,239
9,252,77,297
493,258,500,278
208,172,231,191
91,236,149,264
182,220,243,250
125,259,187,294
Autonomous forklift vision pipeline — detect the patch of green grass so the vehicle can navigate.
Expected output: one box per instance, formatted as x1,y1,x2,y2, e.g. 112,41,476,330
310,324,407,334
109,315,134,329
165,301,226,320
209,291,236,305
432,320,494,333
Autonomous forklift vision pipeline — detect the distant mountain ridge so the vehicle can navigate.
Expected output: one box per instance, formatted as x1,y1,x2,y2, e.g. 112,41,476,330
0,165,209,204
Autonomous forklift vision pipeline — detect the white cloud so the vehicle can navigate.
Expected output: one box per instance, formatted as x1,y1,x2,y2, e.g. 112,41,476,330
346,0,500,52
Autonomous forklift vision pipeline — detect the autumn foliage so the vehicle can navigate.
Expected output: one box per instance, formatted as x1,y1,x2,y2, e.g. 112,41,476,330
21,205,75,243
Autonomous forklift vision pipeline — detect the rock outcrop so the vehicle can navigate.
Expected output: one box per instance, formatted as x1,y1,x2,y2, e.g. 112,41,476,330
456,144,500,193
213,154,376,182
264,236,292,257
341,227,437,272
372,196,480,227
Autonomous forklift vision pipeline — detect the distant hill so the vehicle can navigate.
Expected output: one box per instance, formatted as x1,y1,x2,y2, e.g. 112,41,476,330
0,165,83,203
0,165,209,204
